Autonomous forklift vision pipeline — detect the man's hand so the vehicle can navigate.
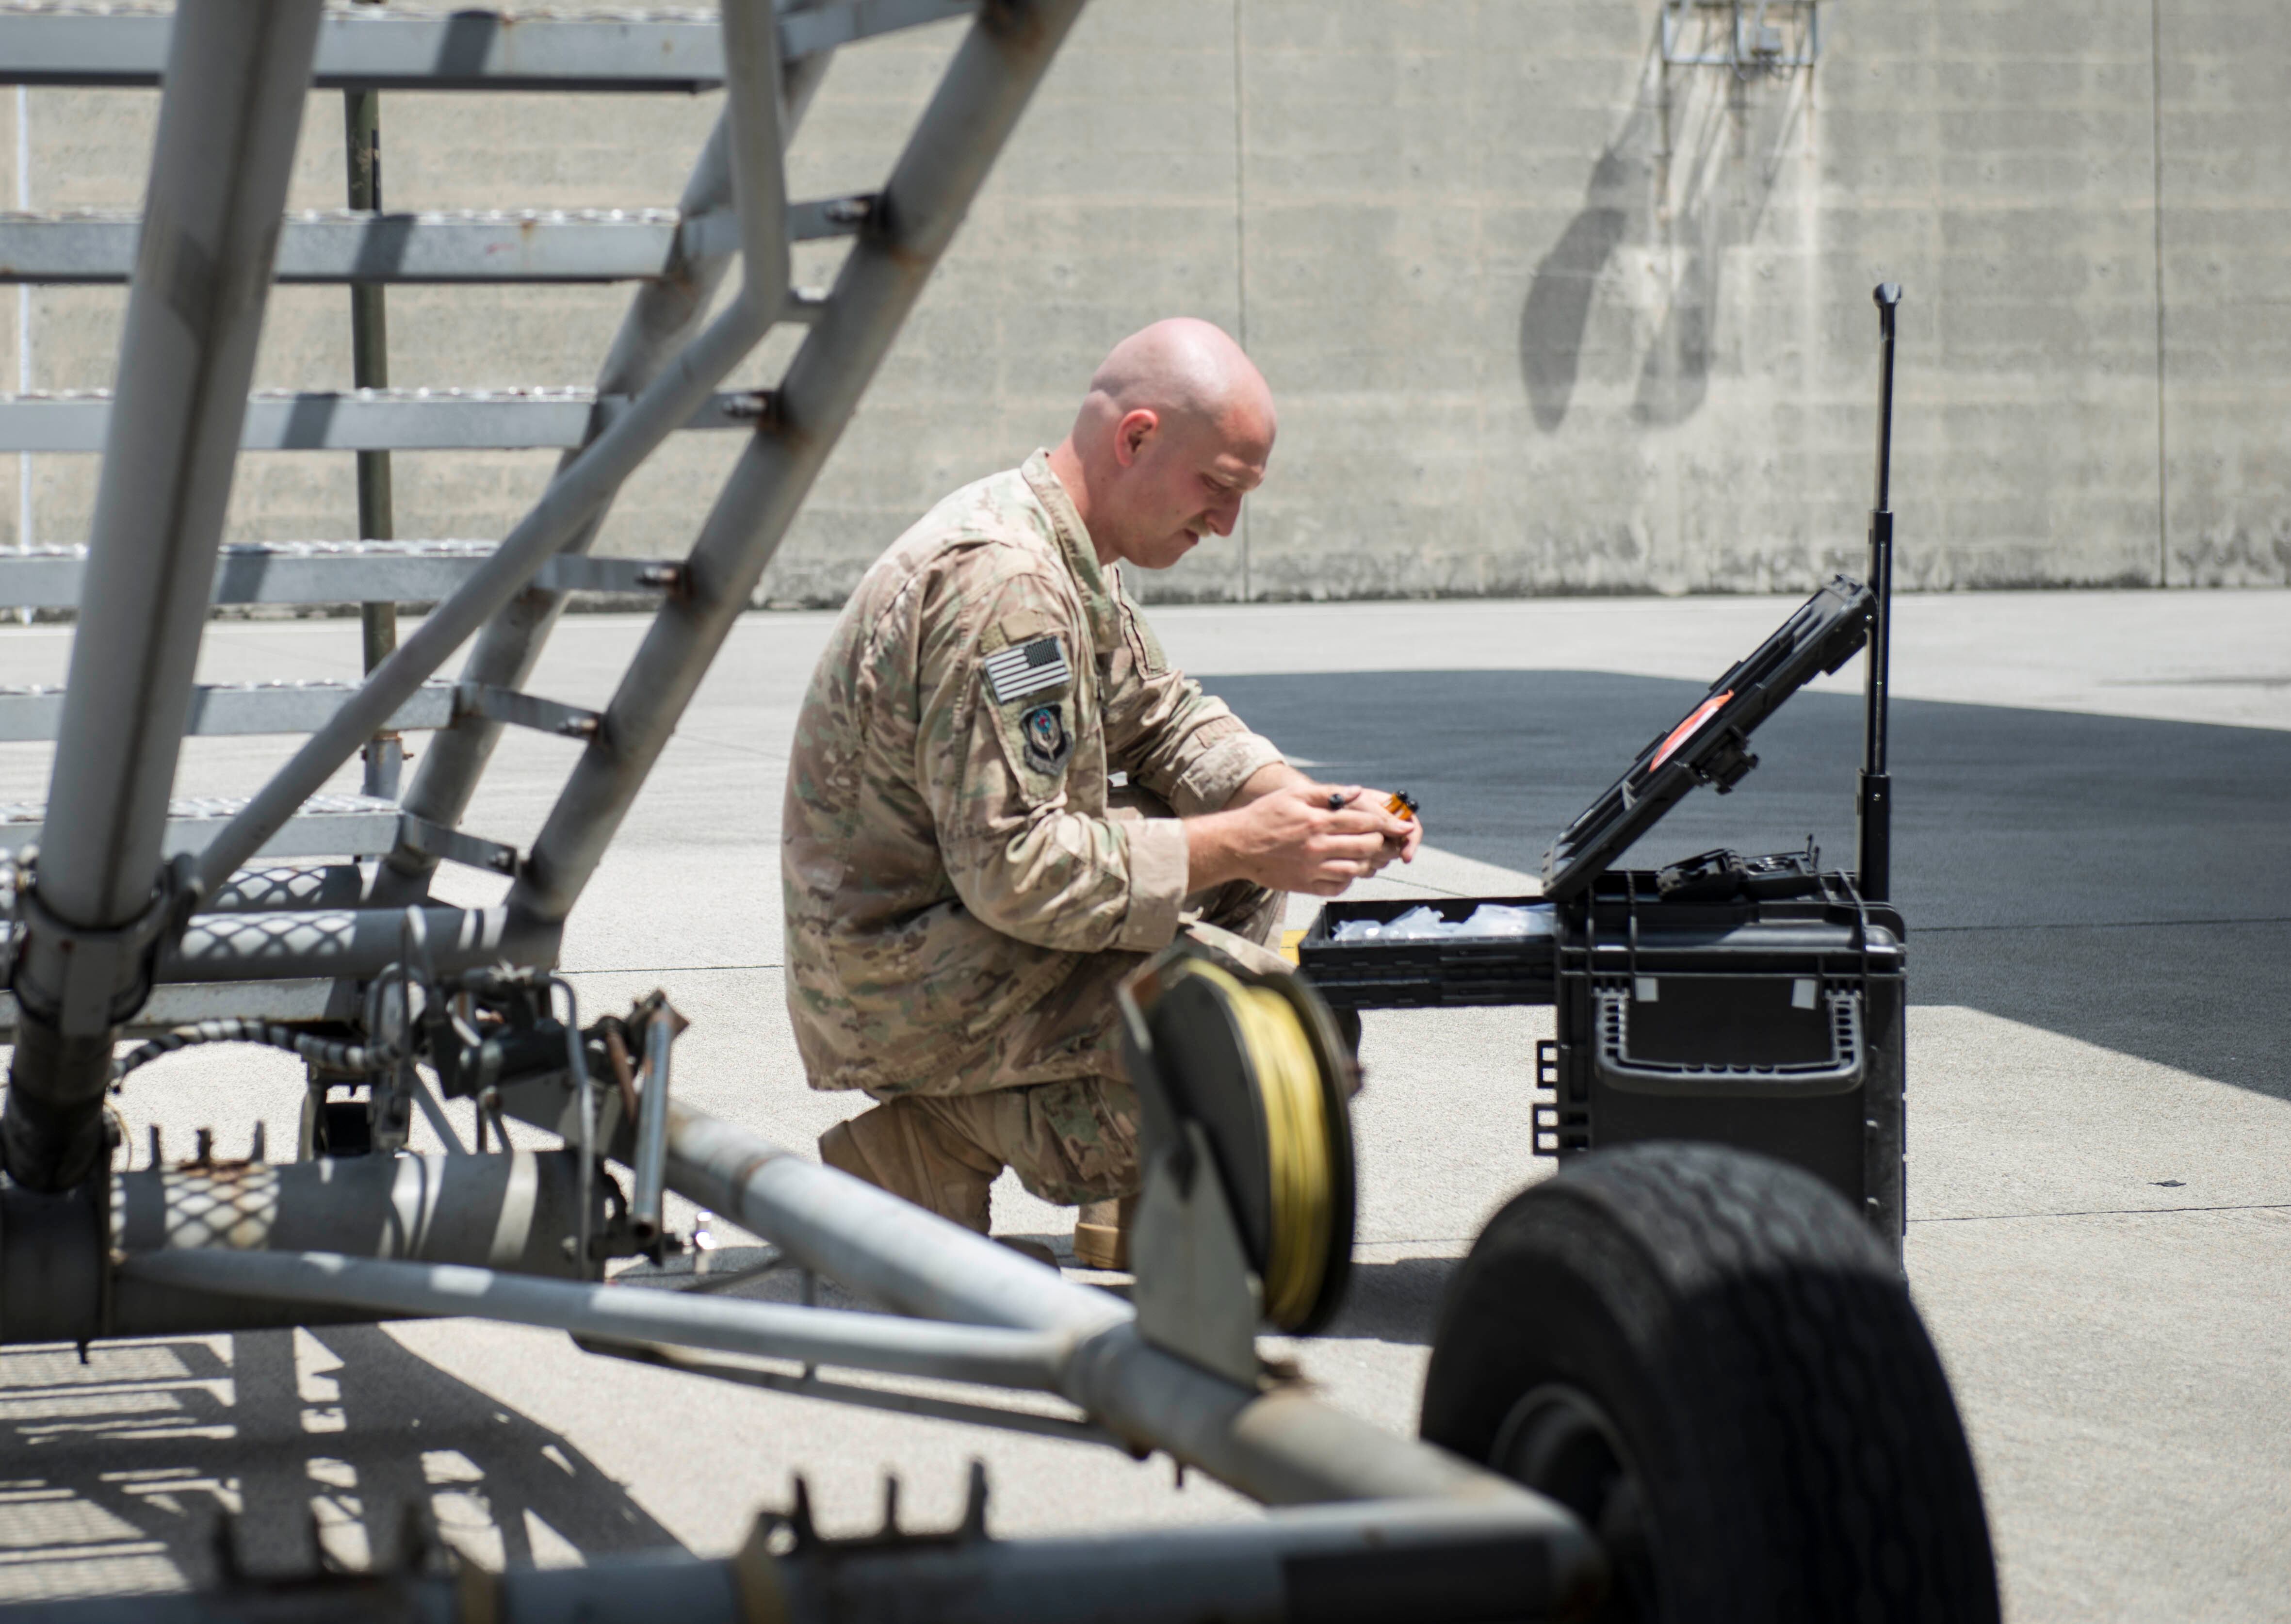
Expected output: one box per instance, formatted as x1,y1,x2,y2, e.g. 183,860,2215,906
1366,785,1425,866
1186,781,1422,897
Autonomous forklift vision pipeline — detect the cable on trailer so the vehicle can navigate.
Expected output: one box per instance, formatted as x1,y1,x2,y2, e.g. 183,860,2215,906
1138,952,1354,1335
110,1019,382,1087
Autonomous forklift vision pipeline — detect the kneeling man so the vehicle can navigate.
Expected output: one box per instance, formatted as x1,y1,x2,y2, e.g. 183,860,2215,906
781,318,1418,1265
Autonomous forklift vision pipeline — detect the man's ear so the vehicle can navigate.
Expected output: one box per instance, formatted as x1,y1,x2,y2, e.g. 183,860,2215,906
1113,408,1159,468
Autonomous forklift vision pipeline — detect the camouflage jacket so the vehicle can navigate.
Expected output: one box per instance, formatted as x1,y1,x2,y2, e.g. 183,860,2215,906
782,452,1284,1097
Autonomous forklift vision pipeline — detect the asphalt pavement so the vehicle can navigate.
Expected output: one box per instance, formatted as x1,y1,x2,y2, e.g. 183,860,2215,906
0,587,2280,1620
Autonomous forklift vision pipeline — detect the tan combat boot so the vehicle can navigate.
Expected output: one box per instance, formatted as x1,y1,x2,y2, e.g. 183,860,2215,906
1072,1194,1137,1272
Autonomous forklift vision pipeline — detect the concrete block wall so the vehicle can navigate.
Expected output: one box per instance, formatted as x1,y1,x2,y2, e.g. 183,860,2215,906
0,0,2282,602
2159,0,2291,586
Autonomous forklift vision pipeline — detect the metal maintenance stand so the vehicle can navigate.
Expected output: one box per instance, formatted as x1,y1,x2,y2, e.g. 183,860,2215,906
0,6,1991,1610
0,7,1611,1620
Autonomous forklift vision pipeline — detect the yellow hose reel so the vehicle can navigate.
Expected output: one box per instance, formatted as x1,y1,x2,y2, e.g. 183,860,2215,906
1124,944,1357,1335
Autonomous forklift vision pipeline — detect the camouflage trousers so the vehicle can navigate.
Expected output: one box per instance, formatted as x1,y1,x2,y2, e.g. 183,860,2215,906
819,870,1284,1230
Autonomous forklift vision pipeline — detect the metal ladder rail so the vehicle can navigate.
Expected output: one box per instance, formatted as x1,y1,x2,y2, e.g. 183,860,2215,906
0,0,975,92
181,0,1064,942
0,0,953,626
0,8,843,888
1,1,327,1191
0,4,936,880
0,19,741,923
0,198,876,283
0,386,784,448
0,540,685,607
513,0,1090,926
0,0,807,1184
374,54,833,909
0,0,1059,1179
177,0,805,897
191,0,1090,943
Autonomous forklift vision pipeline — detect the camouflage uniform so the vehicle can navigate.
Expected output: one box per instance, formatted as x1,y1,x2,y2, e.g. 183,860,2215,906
783,451,1286,1227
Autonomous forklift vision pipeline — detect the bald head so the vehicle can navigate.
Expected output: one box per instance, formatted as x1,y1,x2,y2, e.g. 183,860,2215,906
1079,317,1275,443
1048,319,1276,573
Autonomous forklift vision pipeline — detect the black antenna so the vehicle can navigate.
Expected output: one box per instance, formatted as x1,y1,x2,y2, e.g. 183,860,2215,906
1858,283,1901,901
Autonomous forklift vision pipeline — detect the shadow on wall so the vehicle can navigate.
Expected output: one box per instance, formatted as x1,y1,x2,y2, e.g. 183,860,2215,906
0,1327,679,1599
1520,144,1640,433
1519,24,1816,434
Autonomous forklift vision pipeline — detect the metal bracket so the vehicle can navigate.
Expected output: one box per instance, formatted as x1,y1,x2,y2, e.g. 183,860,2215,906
453,682,603,741
532,554,685,595
679,192,878,259
1129,1121,1263,1387
629,996,683,1252
1116,955,1266,1387
395,813,520,878
1660,0,1820,75
10,857,192,1037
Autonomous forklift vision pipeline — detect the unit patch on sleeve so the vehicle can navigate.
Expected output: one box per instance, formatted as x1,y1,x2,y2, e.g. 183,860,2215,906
985,635,1071,704
1021,703,1071,774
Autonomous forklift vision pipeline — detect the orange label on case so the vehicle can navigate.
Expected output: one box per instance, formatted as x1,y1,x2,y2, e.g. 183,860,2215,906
1650,690,1733,771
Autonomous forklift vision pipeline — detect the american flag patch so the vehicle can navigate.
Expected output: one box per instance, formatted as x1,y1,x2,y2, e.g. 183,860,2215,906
984,635,1071,703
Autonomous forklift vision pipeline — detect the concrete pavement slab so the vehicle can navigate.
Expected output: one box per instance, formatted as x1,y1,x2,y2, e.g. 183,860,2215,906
1908,1208,2291,1624
0,589,2281,1620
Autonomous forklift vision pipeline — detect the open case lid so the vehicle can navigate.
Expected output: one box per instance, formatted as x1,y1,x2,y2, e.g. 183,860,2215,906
1540,574,1877,902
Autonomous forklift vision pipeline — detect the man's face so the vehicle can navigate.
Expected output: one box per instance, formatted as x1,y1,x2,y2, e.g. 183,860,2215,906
1100,406,1272,572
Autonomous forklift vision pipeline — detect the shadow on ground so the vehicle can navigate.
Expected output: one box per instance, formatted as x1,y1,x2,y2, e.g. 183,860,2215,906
0,1328,677,1598
1208,670,2291,1098
1311,1256,1459,1347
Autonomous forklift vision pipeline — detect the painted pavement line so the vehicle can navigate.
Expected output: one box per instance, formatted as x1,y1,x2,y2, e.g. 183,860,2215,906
1913,1202,2291,1225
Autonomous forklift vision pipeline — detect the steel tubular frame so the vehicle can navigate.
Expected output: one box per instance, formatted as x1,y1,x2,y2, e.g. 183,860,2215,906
1,0,326,1190
58,1095,1600,1610
0,1496,1585,1624
0,4,1613,1614
121,1248,1080,1391
184,6,795,900
649,1103,1571,1511
158,903,538,985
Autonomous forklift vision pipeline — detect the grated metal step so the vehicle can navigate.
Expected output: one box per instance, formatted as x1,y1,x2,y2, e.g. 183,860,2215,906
0,791,404,861
0,680,456,741
0,198,875,284
0,384,784,452
0,0,974,91
0,540,681,609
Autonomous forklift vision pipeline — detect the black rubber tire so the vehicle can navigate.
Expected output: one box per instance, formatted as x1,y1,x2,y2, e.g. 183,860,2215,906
1421,1142,1998,1624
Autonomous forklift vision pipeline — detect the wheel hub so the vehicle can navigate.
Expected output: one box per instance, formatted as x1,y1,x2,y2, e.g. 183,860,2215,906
1494,1383,1658,1622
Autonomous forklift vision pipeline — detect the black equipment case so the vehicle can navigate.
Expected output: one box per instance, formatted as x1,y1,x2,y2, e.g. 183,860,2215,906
1298,288,1913,1259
